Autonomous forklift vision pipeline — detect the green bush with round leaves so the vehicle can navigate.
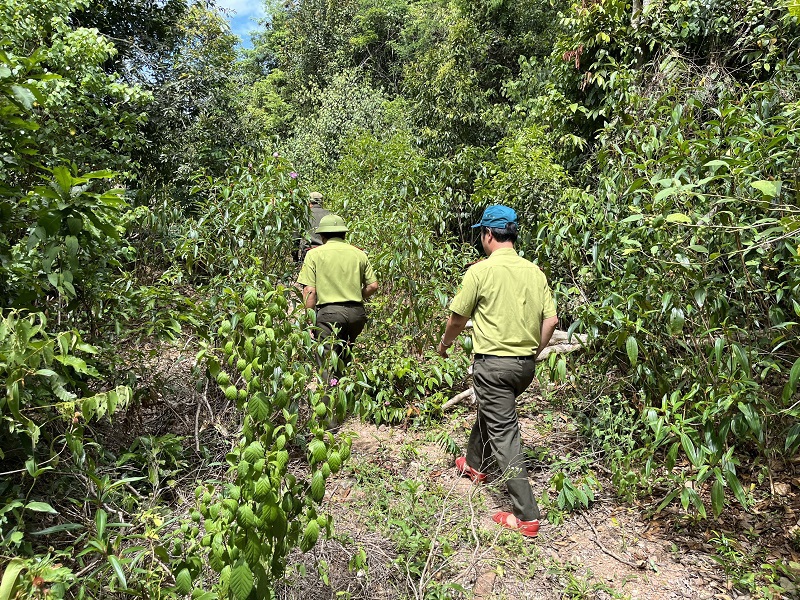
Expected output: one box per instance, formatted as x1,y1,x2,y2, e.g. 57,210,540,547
173,282,353,598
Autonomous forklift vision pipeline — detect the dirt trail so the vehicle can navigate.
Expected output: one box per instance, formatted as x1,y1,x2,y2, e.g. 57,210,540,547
339,423,721,599
277,382,784,600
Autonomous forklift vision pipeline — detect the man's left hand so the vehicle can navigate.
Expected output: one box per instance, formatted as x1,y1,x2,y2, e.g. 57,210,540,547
437,341,450,358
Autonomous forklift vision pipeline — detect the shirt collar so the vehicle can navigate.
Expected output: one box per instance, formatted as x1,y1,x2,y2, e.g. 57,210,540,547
488,248,518,259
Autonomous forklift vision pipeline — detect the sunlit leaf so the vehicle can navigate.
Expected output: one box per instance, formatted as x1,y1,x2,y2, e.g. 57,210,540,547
626,336,638,367
665,213,692,224
751,180,780,198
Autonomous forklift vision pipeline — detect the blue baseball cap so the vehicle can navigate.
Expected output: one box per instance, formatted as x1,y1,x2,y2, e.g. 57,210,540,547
471,205,518,229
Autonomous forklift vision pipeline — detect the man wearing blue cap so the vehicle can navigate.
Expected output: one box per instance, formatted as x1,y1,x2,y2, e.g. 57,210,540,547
437,204,558,538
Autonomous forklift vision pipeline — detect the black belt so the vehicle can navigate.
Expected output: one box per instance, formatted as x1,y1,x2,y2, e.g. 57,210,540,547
474,353,535,361
317,301,363,309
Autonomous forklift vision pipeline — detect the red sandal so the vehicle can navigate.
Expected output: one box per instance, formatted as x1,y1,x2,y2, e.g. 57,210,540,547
492,511,540,537
455,456,487,483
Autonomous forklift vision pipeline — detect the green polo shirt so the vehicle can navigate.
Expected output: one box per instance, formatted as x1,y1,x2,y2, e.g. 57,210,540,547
450,248,556,356
297,239,377,305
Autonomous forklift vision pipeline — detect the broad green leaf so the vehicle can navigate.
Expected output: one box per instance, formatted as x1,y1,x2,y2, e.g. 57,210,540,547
713,337,725,367
83,170,116,180
174,568,192,595
668,307,685,335
574,487,589,508
785,424,800,453
665,213,692,224
230,562,254,600
666,441,679,472
783,357,800,403
96,508,107,539
656,487,680,513
686,487,706,518
54,384,76,402
108,555,127,589
703,159,731,169
693,288,707,307
0,558,25,600
783,217,800,234
731,343,750,375
24,501,57,514
751,180,780,198
711,478,725,518
724,469,748,508
680,487,690,511
626,336,638,367
737,402,762,437
54,354,100,377
654,187,679,202
52,166,73,193
680,433,700,467
10,85,35,110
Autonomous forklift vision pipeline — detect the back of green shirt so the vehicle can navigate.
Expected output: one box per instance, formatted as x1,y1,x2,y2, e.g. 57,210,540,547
297,239,377,305
449,248,556,356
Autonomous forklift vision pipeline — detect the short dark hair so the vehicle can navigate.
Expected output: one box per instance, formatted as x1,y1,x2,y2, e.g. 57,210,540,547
482,223,518,243
320,232,346,241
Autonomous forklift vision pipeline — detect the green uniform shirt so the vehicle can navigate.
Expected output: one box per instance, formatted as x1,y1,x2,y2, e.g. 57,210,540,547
297,239,377,305
450,248,556,356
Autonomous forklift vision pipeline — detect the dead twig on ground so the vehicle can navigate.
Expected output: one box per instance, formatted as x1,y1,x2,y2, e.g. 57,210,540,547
581,513,641,569
195,380,208,452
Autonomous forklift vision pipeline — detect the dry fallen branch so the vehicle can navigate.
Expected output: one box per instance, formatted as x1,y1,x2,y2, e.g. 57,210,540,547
581,513,641,569
442,388,475,410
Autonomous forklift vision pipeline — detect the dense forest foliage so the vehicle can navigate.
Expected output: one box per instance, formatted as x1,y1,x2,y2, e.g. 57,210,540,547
1,0,799,597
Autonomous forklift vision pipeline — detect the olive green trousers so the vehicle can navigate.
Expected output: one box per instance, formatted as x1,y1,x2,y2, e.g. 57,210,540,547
315,302,367,374
467,355,540,521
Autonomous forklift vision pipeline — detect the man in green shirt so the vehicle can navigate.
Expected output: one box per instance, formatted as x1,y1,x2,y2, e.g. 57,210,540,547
437,205,558,538
298,214,379,373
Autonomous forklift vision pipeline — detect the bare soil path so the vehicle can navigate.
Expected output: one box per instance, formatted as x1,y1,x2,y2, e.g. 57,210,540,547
133,343,798,599
278,381,799,600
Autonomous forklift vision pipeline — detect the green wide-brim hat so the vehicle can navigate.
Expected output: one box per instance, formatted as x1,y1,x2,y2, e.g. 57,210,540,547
316,214,349,233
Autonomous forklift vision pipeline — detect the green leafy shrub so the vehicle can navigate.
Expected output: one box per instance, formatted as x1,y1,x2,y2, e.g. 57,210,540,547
324,131,475,355
350,339,470,425
0,0,151,179
551,471,600,513
526,40,800,517
170,154,307,284
175,282,353,597
0,310,142,597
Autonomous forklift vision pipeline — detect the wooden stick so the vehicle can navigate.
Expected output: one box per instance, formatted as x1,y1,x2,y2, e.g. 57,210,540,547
442,388,474,410
581,513,641,569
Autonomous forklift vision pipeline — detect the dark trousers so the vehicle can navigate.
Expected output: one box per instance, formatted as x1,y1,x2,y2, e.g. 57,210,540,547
467,355,540,521
315,303,367,374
